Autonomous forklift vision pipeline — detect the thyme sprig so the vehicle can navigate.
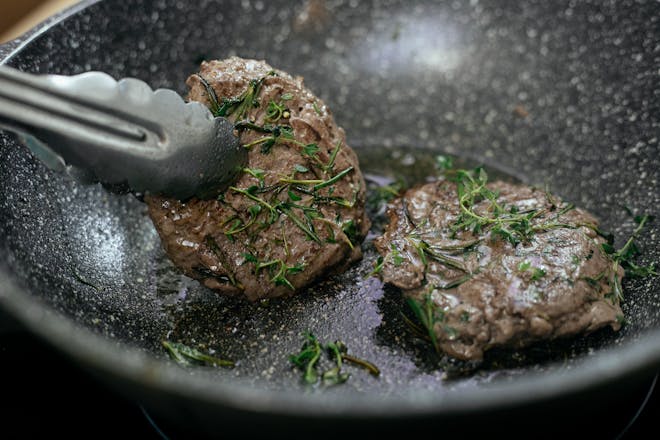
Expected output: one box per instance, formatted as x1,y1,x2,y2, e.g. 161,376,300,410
265,93,292,122
289,333,380,386
600,213,657,301
243,253,305,290
448,167,576,245
289,332,323,384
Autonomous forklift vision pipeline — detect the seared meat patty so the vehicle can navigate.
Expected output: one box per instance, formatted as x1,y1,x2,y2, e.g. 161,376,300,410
147,57,369,301
374,170,623,360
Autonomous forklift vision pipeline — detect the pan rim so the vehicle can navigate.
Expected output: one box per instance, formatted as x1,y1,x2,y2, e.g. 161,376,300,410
1,270,660,418
1,0,659,419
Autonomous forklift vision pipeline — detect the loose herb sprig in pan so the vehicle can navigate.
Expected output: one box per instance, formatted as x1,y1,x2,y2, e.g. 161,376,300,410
601,213,657,301
289,332,380,386
162,340,234,368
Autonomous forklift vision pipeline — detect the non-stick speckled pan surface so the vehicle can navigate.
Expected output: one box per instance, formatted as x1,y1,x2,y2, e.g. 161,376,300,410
0,0,658,433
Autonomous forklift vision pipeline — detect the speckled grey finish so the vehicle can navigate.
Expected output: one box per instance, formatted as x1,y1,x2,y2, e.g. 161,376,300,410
0,0,658,429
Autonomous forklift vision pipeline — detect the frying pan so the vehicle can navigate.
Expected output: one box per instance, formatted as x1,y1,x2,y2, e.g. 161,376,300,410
1,0,659,435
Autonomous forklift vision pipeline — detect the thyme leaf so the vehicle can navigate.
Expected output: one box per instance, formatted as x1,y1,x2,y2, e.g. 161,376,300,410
289,333,380,385
607,214,657,277
289,332,322,384
518,260,546,281
599,213,657,302
252,258,305,290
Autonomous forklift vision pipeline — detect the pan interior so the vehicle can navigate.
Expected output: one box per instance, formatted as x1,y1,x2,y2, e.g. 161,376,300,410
0,0,658,401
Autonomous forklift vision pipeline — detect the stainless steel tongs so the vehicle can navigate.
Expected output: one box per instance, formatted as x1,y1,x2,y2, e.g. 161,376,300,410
0,65,246,200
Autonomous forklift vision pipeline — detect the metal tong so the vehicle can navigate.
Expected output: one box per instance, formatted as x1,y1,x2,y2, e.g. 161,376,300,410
0,65,246,200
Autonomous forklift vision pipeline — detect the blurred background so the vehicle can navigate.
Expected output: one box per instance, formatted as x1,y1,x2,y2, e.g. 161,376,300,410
1,0,79,43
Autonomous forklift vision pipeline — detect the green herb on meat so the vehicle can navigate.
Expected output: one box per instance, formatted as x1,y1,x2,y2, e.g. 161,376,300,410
439,273,473,290
229,159,356,250
162,340,234,368
265,95,291,123
224,204,263,240
204,236,239,286
218,74,271,119
368,256,385,277
518,260,547,281
235,122,296,154
447,167,578,245
243,167,266,185
195,71,275,120
255,258,305,290
530,267,547,281
406,293,443,354
406,233,469,272
208,70,360,293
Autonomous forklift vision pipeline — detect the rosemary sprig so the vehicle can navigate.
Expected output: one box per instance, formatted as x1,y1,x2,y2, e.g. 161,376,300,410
218,75,270,119
204,236,238,286
224,204,262,240
230,186,279,223
338,349,380,376
162,340,234,368
236,122,296,154
313,166,354,191
405,234,469,272
207,72,358,293
406,294,442,353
